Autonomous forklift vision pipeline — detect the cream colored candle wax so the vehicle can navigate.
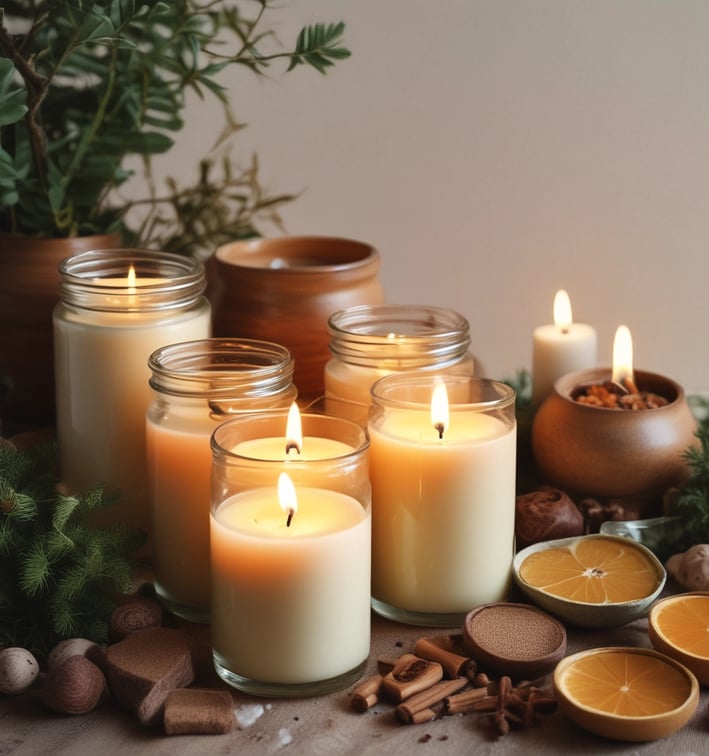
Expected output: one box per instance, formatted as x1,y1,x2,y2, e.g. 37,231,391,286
54,251,210,544
210,483,371,687
368,374,517,625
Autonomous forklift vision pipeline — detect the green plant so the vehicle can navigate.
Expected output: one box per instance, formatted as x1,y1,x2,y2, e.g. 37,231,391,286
0,1,350,254
0,439,144,660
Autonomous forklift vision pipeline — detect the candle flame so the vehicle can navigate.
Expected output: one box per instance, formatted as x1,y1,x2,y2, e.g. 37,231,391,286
126,265,137,294
431,378,449,439
285,402,302,455
611,325,634,388
553,289,572,334
278,472,297,527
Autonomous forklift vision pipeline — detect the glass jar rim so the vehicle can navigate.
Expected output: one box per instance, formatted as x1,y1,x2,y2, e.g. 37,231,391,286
58,248,206,312
211,410,369,462
148,338,295,399
328,304,471,367
370,372,516,412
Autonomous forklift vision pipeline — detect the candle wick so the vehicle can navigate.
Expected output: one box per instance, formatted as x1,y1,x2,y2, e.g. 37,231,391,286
286,508,294,527
561,326,570,335
435,423,445,440
285,442,301,455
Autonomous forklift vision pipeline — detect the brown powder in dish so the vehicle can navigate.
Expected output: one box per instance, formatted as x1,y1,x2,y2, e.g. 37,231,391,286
462,603,567,680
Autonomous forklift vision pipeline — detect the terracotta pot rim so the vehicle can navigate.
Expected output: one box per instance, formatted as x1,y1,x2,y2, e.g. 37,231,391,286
214,236,379,274
552,367,684,410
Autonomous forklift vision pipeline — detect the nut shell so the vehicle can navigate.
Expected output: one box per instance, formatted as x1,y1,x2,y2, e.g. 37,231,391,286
0,647,40,695
43,655,109,715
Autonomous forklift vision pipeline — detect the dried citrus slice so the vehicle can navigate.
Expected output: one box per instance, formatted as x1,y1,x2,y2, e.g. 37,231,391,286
648,592,709,685
512,534,665,627
553,647,699,741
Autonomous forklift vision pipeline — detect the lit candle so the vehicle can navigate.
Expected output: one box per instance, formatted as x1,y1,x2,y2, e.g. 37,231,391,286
54,250,210,544
233,402,354,465
611,324,637,392
368,374,517,625
531,289,597,406
210,473,370,689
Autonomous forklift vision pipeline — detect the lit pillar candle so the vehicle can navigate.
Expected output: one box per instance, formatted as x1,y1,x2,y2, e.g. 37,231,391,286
368,373,517,626
209,409,371,696
531,289,597,406
54,250,210,543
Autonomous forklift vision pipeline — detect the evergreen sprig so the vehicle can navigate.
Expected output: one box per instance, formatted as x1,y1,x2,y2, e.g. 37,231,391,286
0,440,145,660
661,420,709,556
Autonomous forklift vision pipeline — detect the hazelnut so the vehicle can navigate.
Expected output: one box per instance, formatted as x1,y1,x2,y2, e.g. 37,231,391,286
43,655,109,715
0,647,40,695
47,638,106,672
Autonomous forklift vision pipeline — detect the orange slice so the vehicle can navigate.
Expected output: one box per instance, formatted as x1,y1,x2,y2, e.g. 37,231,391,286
553,647,699,741
512,534,666,628
648,592,709,685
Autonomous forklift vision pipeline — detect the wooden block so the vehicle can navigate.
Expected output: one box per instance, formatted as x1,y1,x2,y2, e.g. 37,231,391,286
164,688,235,735
105,627,195,726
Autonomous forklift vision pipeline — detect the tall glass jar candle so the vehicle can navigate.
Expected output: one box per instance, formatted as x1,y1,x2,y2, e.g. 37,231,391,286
146,339,297,622
54,250,210,547
210,410,371,697
368,373,517,627
324,304,475,426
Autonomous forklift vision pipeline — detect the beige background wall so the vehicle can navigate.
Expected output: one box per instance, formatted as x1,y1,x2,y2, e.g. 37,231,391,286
169,1,709,393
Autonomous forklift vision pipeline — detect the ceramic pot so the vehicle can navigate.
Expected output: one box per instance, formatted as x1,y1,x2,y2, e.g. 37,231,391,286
531,368,698,509
0,233,121,431
206,236,385,400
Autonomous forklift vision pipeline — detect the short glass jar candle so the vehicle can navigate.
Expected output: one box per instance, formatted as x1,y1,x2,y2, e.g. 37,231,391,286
210,410,371,697
54,249,210,544
146,338,297,622
368,373,517,626
324,304,476,426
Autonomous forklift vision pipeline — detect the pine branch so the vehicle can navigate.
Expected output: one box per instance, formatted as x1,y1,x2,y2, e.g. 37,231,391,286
0,441,144,660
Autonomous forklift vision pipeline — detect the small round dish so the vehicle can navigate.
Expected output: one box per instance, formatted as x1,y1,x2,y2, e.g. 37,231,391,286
512,534,666,628
553,647,699,742
648,591,709,685
462,602,567,680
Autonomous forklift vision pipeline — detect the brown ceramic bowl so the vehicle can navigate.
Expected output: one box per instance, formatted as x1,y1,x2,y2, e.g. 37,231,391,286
206,237,384,401
531,368,697,502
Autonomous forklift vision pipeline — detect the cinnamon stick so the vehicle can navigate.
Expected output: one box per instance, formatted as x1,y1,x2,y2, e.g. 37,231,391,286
380,654,443,703
395,677,468,723
413,637,475,679
351,675,383,712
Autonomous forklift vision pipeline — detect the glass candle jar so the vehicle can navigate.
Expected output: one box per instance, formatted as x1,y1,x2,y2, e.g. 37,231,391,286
53,249,210,547
146,338,297,622
210,411,371,697
324,304,476,426
368,373,517,627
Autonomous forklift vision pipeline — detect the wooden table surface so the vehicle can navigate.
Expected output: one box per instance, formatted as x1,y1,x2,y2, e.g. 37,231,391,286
1,604,707,756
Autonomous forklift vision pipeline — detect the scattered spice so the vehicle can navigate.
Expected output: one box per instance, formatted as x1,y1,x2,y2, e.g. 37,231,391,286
349,632,557,738
573,381,668,410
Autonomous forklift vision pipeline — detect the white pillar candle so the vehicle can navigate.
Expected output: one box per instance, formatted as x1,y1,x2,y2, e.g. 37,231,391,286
210,482,371,687
54,251,210,543
532,289,597,406
368,374,517,625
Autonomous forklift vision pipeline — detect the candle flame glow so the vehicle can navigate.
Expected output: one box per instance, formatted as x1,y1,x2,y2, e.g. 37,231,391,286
126,265,137,294
553,289,572,334
431,379,449,439
285,402,302,455
611,325,634,387
278,472,297,527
